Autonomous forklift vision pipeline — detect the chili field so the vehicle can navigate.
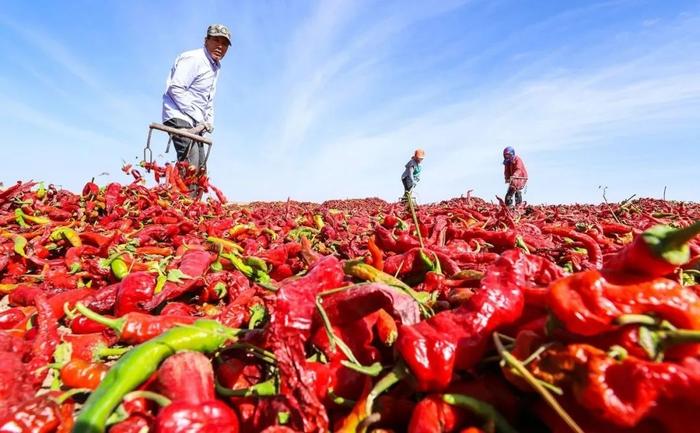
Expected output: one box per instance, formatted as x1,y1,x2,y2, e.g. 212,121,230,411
1,164,699,433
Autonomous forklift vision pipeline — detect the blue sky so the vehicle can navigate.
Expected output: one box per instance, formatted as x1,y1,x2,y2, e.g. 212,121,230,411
0,0,698,204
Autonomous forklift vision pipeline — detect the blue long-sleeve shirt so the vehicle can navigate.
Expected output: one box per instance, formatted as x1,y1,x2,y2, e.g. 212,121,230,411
162,47,220,126
402,158,421,182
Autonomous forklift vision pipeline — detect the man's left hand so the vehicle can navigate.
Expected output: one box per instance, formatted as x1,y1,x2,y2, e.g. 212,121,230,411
203,122,214,133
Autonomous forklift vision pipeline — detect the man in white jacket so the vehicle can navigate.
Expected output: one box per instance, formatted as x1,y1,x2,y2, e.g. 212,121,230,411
162,24,231,170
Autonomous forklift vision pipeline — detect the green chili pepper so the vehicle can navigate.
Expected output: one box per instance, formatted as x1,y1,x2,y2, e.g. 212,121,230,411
50,227,83,247
110,258,129,280
244,256,269,273
13,235,29,258
14,208,51,226
73,320,242,433
206,236,244,253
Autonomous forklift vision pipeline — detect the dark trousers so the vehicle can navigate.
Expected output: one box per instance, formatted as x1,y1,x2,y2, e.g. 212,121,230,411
402,176,414,192
163,118,205,170
505,186,522,207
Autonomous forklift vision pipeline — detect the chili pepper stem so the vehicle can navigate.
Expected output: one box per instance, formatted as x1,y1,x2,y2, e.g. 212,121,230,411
215,377,277,397
614,314,659,326
124,390,171,407
493,333,583,433
328,389,355,407
364,364,408,418
340,360,383,377
657,220,700,250
315,296,361,365
442,393,519,433
54,388,92,405
75,303,125,333
659,328,700,345
224,342,277,363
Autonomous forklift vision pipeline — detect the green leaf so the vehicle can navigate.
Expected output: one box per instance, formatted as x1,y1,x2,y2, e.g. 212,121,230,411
166,269,192,284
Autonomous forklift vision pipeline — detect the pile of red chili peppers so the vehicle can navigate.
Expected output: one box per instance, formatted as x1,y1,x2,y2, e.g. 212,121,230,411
1,165,699,433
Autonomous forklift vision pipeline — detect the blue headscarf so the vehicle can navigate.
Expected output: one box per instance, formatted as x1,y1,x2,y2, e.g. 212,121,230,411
503,146,515,165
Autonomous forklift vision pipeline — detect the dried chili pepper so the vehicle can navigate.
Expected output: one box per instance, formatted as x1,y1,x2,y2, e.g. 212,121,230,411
154,351,240,432
543,225,603,269
142,249,215,310
75,303,198,344
604,221,700,277
0,394,61,433
395,249,531,391
0,307,26,329
114,271,157,316
549,269,700,336
62,332,116,362
367,235,384,271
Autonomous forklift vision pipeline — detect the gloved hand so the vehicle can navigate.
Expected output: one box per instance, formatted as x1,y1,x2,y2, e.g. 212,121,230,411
203,122,214,133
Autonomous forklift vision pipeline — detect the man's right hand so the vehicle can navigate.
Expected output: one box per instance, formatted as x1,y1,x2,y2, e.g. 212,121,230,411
188,124,207,134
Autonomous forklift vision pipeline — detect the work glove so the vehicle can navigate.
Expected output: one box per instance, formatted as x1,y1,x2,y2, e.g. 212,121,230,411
203,122,214,133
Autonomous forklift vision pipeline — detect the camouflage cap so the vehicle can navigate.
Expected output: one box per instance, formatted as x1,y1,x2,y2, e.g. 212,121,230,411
206,24,231,45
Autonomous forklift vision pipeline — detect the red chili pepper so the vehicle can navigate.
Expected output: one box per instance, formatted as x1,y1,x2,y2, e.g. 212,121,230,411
266,256,345,433
60,358,109,390
155,400,239,433
396,250,531,391
548,269,700,336
541,344,700,428
115,271,157,316
156,351,216,403
63,332,115,362
27,294,59,387
108,415,153,433
543,225,603,269
47,287,94,319
69,314,111,334
367,235,384,271
142,250,215,310
75,303,197,344
604,221,700,278
407,394,464,433
79,231,116,250
0,307,26,329
160,302,197,317
376,308,398,346
135,246,174,256
155,351,240,433
0,395,61,433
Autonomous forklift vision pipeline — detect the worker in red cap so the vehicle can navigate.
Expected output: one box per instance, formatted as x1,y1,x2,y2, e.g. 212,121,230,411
503,146,528,207
401,149,425,193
